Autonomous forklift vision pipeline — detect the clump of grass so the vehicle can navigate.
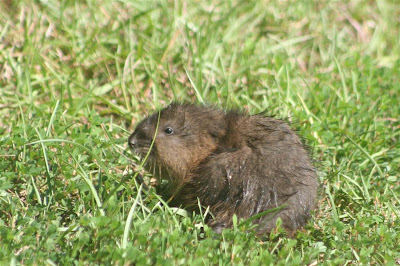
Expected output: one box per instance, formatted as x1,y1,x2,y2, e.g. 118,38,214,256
0,0,399,264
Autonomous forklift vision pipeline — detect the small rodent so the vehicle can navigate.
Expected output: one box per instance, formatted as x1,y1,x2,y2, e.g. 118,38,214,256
128,103,318,234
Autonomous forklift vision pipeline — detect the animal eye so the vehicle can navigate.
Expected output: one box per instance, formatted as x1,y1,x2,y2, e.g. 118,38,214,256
164,127,174,135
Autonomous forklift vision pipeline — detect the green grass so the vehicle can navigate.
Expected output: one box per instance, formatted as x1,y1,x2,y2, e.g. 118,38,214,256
1,0,399,264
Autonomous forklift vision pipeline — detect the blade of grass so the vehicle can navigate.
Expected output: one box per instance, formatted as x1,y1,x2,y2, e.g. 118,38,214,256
30,175,43,205
345,135,384,178
122,184,143,249
185,68,204,104
326,182,339,222
46,99,60,136
238,204,287,228
34,128,54,206
68,149,105,215
26,139,126,190
334,57,349,102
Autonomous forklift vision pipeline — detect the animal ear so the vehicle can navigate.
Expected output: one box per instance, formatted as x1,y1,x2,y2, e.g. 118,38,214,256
208,124,225,140
166,102,186,128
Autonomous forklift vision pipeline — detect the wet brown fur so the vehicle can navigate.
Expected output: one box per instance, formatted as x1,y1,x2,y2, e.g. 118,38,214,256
128,103,318,234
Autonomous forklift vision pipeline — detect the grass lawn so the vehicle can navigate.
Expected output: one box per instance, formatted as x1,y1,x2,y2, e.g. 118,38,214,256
1,0,399,264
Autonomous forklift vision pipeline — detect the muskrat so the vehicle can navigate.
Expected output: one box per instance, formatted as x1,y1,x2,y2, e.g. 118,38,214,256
128,103,318,234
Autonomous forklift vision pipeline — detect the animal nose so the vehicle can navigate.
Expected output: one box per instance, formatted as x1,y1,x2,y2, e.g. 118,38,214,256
128,134,136,149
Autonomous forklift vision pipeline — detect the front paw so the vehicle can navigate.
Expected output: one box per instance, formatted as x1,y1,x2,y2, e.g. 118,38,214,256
209,221,227,234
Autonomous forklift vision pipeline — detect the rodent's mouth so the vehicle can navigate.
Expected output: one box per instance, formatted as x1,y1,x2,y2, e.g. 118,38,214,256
131,149,172,182
130,146,154,160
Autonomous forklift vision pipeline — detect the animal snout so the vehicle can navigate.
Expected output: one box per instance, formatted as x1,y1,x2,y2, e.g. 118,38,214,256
128,134,137,149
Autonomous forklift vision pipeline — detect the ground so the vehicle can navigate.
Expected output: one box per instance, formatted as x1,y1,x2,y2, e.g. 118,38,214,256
0,0,399,264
